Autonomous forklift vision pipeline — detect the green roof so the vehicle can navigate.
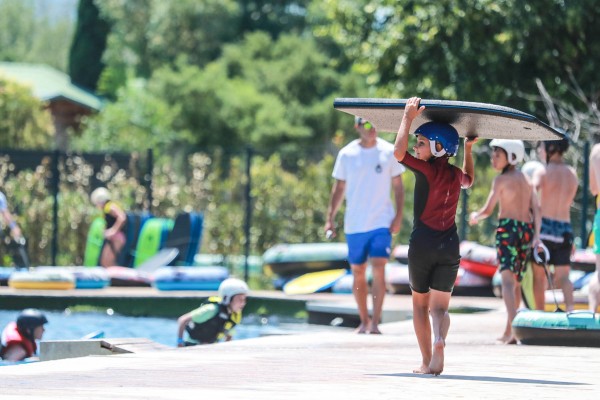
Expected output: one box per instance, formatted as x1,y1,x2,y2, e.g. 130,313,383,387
0,62,103,111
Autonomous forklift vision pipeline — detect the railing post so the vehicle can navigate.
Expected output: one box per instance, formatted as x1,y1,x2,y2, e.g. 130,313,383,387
581,141,590,248
145,148,153,213
243,147,253,283
51,150,60,265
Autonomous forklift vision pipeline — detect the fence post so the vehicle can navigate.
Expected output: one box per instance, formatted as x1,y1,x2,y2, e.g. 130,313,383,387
581,141,590,248
145,148,153,213
243,147,253,283
51,150,60,265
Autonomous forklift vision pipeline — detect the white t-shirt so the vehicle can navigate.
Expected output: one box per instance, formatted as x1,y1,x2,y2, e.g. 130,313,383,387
332,138,405,234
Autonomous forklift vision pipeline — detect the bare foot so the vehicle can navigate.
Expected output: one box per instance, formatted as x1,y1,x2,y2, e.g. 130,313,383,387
355,323,368,334
497,334,511,343
413,364,431,374
505,337,517,345
368,324,382,334
429,338,445,375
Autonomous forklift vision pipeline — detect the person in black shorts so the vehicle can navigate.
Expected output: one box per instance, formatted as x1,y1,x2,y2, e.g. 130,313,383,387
394,97,476,375
531,138,578,311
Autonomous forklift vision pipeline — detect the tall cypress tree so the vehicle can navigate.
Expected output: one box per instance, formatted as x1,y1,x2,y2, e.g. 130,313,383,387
68,0,110,91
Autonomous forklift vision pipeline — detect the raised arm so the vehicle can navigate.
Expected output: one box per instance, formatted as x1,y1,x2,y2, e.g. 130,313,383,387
394,97,425,162
461,137,477,188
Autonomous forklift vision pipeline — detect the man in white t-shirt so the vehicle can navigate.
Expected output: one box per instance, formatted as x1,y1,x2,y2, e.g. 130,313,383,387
0,190,22,240
325,117,405,334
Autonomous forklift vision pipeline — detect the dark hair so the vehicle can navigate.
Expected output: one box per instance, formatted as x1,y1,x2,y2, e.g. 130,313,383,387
544,138,570,155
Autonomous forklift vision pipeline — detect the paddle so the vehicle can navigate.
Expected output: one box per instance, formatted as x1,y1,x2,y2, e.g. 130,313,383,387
136,248,179,273
533,243,564,312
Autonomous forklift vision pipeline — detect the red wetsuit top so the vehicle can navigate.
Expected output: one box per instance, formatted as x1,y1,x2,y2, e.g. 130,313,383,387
400,153,468,232
0,322,36,359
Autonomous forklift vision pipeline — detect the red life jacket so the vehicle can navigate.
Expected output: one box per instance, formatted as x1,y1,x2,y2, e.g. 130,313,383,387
0,322,36,359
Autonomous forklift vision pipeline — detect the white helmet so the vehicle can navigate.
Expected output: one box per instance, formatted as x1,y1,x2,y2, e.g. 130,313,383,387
218,278,249,305
489,139,525,165
521,160,544,178
90,187,111,205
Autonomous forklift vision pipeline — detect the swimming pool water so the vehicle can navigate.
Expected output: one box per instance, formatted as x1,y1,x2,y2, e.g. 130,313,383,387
0,308,343,360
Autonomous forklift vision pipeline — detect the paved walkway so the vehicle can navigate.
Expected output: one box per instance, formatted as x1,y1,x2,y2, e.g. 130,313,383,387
1,306,599,399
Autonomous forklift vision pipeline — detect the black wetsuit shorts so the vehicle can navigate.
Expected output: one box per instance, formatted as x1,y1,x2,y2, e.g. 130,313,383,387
539,218,573,266
408,225,460,293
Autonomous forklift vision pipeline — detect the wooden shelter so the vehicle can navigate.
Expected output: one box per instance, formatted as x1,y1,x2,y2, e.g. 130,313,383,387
0,62,103,150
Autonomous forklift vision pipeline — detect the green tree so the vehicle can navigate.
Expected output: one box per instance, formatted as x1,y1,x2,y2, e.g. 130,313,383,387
0,0,74,71
96,0,241,95
0,77,54,149
77,32,365,165
310,0,600,113
69,0,110,91
239,0,310,37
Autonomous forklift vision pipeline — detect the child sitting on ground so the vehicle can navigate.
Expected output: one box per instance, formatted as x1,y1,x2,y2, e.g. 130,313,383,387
469,139,540,344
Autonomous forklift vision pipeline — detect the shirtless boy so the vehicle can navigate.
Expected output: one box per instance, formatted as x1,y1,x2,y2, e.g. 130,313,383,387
470,139,540,344
531,138,578,311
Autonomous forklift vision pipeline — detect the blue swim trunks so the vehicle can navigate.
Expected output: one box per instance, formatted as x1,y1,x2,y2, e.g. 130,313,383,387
346,228,391,265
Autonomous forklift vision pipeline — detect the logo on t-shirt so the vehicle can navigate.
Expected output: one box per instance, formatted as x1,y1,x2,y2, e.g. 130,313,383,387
375,164,382,173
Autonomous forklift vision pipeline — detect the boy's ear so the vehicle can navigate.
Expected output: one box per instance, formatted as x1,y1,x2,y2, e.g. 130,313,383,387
435,142,443,152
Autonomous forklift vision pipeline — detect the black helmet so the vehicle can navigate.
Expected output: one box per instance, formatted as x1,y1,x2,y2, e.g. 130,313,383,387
16,309,48,338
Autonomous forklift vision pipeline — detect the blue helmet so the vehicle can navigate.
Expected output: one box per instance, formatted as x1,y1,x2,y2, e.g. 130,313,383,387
414,122,459,157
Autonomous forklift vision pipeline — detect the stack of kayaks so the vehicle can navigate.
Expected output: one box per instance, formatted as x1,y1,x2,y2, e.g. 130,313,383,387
8,268,75,290
331,272,355,294
283,268,348,295
459,241,498,279
106,266,152,287
391,244,409,264
385,262,410,294
6,267,110,290
133,218,174,267
162,212,203,266
119,211,152,267
262,242,350,293
263,242,349,278
152,266,229,291
512,310,600,347
452,268,494,297
83,217,106,267
571,248,596,272
0,267,16,286
36,267,109,289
